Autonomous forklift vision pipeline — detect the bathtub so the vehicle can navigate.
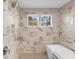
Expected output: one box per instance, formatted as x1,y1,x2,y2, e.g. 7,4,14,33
47,44,75,59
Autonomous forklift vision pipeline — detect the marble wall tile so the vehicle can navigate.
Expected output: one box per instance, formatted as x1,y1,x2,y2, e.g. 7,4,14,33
59,1,75,50
3,0,19,59
18,8,61,54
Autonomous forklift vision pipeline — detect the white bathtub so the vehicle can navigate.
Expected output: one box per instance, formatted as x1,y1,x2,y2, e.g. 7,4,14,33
47,44,75,59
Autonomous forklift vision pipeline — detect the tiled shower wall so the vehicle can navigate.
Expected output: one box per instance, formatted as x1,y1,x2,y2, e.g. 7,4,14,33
59,0,75,51
3,0,19,59
17,8,61,54
17,8,61,59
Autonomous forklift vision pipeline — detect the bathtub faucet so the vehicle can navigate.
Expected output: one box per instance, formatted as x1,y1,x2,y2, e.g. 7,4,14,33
3,46,9,56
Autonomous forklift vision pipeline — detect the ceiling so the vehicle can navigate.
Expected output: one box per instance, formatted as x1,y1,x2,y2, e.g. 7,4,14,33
18,0,72,8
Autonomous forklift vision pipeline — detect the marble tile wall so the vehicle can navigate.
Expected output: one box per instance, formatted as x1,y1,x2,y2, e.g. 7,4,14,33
17,8,61,54
3,0,19,59
59,0,75,51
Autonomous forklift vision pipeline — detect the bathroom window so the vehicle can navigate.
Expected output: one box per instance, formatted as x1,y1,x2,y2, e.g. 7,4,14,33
27,14,52,27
